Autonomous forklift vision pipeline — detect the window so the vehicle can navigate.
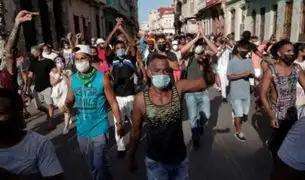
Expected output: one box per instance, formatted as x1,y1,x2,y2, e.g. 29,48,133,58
273,5,278,35
260,7,266,41
252,10,256,35
74,15,80,33
231,9,235,33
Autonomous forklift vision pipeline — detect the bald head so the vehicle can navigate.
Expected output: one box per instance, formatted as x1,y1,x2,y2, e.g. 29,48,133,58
147,54,170,77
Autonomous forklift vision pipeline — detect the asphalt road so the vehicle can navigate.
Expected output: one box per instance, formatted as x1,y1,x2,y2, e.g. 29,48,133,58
25,89,273,180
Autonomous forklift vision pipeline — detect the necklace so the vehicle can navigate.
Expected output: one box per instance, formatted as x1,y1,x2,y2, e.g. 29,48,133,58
77,68,97,87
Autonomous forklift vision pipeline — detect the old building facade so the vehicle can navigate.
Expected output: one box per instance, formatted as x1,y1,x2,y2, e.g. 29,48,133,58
174,0,225,35
147,4,175,34
225,0,305,42
2,0,138,55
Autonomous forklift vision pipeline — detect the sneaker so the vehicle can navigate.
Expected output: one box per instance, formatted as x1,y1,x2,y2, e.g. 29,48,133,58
234,132,246,142
117,150,126,159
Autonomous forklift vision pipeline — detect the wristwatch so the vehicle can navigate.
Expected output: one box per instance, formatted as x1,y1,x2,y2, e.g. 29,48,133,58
116,121,123,126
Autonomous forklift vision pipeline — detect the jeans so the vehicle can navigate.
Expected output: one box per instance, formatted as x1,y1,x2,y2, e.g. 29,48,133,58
231,98,250,118
185,91,210,129
77,134,112,180
145,157,189,180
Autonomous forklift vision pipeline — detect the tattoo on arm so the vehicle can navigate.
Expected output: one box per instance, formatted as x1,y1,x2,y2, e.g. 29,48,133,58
5,23,21,74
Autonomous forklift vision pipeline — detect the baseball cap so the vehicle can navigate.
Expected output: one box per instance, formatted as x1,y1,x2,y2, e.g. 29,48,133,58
96,38,105,45
74,45,92,55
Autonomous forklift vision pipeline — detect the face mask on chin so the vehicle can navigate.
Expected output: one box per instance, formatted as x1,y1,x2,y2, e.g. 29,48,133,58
116,48,126,58
75,61,90,73
151,74,171,89
56,62,64,69
282,55,294,65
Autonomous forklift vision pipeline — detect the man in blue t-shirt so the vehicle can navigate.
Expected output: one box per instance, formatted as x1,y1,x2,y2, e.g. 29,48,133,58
227,41,254,142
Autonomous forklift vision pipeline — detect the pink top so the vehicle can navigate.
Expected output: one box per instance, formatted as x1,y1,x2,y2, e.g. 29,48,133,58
94,61,110,73
251,44,272,69
97,48,110,73
252,44,265,69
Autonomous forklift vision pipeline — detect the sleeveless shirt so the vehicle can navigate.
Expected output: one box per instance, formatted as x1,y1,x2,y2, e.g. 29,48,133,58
71,71,109,138
270,64,300,121
144,85,186,164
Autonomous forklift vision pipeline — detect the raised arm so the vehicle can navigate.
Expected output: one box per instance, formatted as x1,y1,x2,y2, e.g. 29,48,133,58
5,11,38,74
104,20,120,48
136,50,147,82
67,33,75,49
180,32,200,55
198,24,218,55
118,24,135,46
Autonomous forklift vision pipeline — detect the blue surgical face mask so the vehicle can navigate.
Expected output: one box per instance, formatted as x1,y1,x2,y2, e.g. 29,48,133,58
151,74,171,89
116,48,126,58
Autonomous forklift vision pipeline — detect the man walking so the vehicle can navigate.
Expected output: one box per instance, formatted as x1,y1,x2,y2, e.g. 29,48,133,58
66,45,123,180
227,40,255,142
129,54,215,179
28,46,55,130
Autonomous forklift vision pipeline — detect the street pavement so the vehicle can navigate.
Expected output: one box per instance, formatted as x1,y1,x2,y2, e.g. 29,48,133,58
25,89,273,180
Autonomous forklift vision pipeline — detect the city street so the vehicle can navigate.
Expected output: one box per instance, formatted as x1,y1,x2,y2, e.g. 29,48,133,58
25,89,273,180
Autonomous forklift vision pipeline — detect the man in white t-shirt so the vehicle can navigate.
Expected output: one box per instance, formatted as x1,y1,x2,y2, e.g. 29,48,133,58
0,89,63,180
216,37,232,102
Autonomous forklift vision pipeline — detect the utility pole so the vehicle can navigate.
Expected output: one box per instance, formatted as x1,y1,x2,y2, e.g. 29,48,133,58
0,0,6,62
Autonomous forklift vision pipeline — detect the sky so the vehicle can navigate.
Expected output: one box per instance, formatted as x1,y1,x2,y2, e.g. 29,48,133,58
138,0,173,23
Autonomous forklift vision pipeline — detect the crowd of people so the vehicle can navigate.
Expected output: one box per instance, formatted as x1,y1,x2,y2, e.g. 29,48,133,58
0,10,305,180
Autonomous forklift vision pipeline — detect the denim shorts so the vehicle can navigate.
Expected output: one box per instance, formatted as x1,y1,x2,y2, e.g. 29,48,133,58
231,98,250,118
145,157,189,180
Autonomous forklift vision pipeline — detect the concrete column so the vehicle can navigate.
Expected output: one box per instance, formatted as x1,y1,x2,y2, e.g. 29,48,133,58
46,0,58,48
264,7,273,41
224,9,232,35
235,7,242,41
32,0,44,44
290,0,302,42
276,0,286,40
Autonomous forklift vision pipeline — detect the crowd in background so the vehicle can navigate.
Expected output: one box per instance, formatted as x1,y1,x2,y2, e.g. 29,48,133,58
0,10,305,180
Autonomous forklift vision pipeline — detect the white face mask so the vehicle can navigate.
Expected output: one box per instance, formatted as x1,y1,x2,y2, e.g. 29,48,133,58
75,61,90,73
56,62,64,69
172,45,179,51
254,41,260,46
